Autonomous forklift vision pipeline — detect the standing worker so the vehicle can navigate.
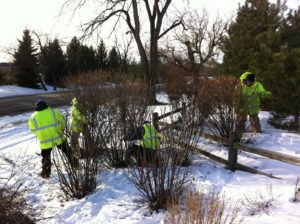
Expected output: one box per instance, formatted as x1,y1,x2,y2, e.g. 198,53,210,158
235,72,271,139
70,98,88,144
29,100,76,179
70,97,89,158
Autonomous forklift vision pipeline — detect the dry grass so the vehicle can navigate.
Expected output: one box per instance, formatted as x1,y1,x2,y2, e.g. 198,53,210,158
164,188,243,224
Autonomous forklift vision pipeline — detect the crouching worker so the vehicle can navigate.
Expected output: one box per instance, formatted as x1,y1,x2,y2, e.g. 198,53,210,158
125,122,160,167
29,100,78,179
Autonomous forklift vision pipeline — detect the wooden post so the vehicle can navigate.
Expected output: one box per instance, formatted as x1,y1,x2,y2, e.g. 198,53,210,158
181,102,186,121
227,131,237,171
152,112,159,131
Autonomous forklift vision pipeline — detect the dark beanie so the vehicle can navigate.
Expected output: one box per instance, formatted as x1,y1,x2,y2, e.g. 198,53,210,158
35,100,48,111
246,73,256,82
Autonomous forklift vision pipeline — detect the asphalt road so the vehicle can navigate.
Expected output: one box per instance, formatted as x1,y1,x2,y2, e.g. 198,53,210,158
0,91,73,116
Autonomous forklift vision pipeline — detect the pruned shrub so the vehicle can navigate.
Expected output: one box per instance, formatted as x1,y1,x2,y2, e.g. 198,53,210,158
164,188,242,224
196,76,239,138
102,80,149,168
53,71,117,199
127,97,207,210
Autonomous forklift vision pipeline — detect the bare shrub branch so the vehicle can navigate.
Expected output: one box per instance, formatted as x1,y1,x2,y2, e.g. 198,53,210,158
242,183,276,216
0,155,34,223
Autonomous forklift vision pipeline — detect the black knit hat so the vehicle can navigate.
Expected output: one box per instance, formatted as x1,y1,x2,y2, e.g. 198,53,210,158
246,73,256,82
35,100,48,111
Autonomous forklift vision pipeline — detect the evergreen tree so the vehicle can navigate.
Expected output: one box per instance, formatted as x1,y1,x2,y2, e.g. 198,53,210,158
66,37,81,75
107,47,120,71
13,29,39,88
96,40,108,70
80,45,97,72
39,39,66,89
281,8,300,48
220,0,282,77
268,8,300,130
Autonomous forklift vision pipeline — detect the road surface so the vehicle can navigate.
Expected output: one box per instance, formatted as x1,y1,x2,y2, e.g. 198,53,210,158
0,92,72,116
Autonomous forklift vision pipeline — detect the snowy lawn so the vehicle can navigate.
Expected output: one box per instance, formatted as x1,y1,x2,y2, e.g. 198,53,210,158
0,85,300,223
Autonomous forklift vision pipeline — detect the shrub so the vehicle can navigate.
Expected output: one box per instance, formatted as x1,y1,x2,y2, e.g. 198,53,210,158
127,97,207,210
196,76,239,138
102,80,149,168
54,71,116,199
164,188,242,224
268,112,296,130
242,183,276,216
0,155,33,223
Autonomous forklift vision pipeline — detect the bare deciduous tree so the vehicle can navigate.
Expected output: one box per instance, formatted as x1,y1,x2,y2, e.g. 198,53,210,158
161,9,230,89
61,0,185,103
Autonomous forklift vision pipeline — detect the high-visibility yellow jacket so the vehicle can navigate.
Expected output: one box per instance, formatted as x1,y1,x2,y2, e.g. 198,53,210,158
70,98,87,133
29,107,66,149
243,81,271,115
140,123,160,150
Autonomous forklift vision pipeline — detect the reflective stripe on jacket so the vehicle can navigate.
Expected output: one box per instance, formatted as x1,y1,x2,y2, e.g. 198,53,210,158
29,107,66,149
243,81,270,115
140,123,160,150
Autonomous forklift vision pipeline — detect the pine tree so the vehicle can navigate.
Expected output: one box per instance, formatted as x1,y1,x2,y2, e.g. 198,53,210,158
107,47,120,72
80,45,97,72
220,0,282,77
96,40,108,70
66,37,81,75
39,39,66,89
13,29,39,88
268,8,300,130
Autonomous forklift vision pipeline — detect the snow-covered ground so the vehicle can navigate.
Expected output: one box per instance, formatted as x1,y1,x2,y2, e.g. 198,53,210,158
0,85,300,224
0,85,65,98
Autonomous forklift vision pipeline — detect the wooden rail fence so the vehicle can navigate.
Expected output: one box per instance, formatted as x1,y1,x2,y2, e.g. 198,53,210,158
151,103,300,179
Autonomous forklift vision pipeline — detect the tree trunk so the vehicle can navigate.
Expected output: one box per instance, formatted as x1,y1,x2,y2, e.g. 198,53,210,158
294,113,300,132
148,37,159,105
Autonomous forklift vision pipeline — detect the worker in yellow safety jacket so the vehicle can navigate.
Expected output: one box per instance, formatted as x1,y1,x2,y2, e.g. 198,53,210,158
235,72,271,139
70,97,88,133
125,122,160,166
69,98,89,155
29,100,77,178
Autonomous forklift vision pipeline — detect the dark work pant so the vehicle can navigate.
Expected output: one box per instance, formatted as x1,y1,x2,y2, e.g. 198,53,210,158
127,144,157,167
236,113,262,139
41,148,52,176
249,114,262,133
41,141,78,177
